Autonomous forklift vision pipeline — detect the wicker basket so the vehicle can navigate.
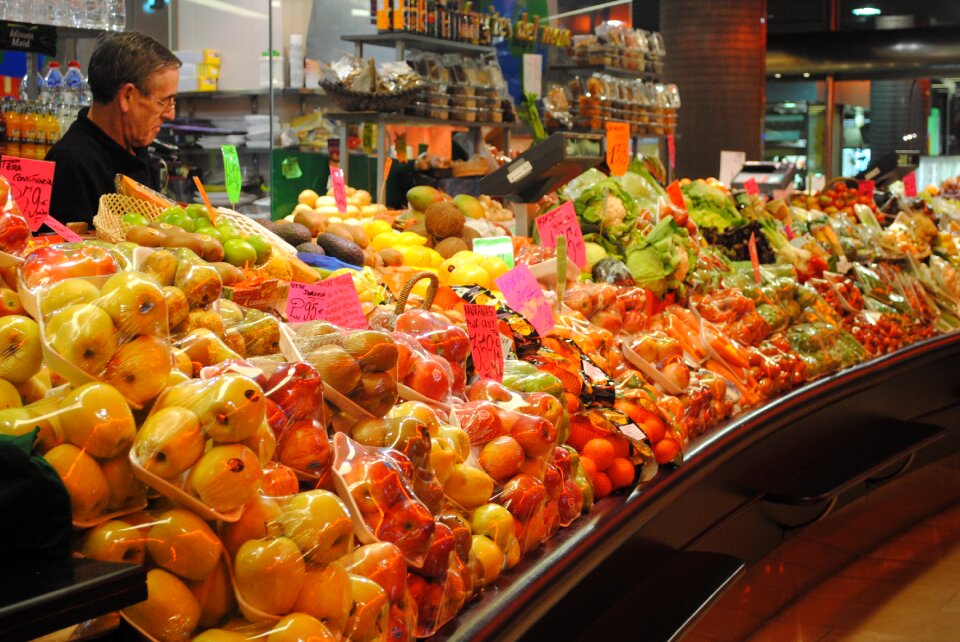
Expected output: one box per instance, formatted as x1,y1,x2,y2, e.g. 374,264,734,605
321,81,423,113
213,207,298,258
93,193,165,244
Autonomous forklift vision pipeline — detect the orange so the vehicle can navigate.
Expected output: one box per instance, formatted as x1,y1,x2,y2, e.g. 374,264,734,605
653,438,680,465
607,457,636,490
582,438,615,472
579,457,597,483
642,415,666,444
608,436,630,459
593,472,612,499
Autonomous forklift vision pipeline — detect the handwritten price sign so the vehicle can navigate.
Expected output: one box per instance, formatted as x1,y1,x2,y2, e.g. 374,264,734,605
903,172,917,198
285,274,367,328
605,121,630,177
330,165,347,213
0,155,54,231
494,263,554,336
744,178,760,196
221,144,241,205
464,304,504,381
535,201,585,268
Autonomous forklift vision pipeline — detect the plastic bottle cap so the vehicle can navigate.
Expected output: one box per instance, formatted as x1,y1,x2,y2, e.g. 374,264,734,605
68,61,81,68
49,62,61,68
290,34,304,46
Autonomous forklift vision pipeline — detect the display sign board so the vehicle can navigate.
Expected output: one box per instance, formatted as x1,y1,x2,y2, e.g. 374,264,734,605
0,22,56,56
286,275,367,328
464,303,504,381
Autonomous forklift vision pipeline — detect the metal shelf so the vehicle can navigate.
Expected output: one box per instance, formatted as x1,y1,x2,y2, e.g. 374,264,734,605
550,63,662,81
177,88,326,99
342,32,495,58
326,110,517,130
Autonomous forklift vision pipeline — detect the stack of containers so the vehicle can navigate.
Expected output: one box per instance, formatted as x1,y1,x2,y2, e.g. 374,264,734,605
174,49,222,92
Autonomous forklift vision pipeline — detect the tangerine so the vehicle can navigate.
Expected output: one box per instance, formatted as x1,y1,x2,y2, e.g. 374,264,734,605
593,472,612,499
607,457,636,489
582,438,615,472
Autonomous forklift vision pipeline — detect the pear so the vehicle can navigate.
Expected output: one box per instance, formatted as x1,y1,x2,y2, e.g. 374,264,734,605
218,299,244,327
141,249,179,286
177,328,241,367
175,260,222,308
123,568,200,642
187,309,225,336
235,310,280,357
304,345,361,394
163,286,189,329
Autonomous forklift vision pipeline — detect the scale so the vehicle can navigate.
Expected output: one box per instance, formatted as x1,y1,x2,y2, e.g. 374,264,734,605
731,161,797,195
480,131,604,233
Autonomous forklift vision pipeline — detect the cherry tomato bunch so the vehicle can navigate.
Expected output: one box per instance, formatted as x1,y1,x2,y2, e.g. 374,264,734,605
791,181,878,219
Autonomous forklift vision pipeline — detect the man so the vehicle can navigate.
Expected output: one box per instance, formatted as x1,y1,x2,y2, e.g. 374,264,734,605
46,32,180,226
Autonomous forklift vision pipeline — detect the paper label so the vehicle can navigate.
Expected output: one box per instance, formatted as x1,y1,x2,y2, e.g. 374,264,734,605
522,53,543,99
748,231,761,284
43,215,81,242
494,263,554,336
744,178,760,196
903,171,917,197
605,121,630,177
0,155,54,231
535,201,585,267
330,165,347,213
858,179,875,199
473,236,515,268
667,133,676,170
221,144,241,205
719,150,745,187
464,303,504,381
286,275,367,328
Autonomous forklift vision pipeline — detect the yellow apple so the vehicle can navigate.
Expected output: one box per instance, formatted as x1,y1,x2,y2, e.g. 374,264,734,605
0,378,21,410
15,373,51,404
0,405,62,453
190,558,237,628
166,368,190,387
0,315,42,383
177,328,240,368
443,463,495,509
192,630,247,642
103,335,172,404
292,561,352,634
267,612,337,642
81,519,146,564
39,279,101,317
277,489,354,563
468,534,503,588
100,453,147,511
45,303,117,376
240,420,276,466
98,271,167,337
58,382,136,459
158,374,264,443
172,349,192,376
429,437,458,483
133,406,205,480
43,443,109,522
234,536,305,615
219,495,283,557
122,568,200,642
470,503,517,553
439,425,471,461
343,574,389,642
185,444,262,513
147,508,223,581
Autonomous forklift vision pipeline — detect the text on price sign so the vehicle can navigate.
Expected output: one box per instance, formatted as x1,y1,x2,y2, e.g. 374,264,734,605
535,201,586,268
464,304,504,381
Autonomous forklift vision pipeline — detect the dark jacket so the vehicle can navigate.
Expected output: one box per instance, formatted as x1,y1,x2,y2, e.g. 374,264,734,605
45,107,159,226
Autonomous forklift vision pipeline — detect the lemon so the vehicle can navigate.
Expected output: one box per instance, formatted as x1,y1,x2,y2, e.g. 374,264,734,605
479,256,509,281
371,232,401,251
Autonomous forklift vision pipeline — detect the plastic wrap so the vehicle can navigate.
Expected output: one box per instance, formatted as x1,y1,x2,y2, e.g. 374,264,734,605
19,242,124,316
0,175,31,259
394,305,469,395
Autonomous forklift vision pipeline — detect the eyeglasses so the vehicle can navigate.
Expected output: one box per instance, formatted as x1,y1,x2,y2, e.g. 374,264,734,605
138,87,176,112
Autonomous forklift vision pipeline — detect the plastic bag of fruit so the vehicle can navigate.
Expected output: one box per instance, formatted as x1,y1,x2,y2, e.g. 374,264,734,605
563,281,626,335
0,175,31,258
453,284,543,360
18,242,125,311
391,330,457,408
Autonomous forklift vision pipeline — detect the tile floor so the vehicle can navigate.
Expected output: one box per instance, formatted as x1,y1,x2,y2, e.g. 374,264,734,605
684,450,960,642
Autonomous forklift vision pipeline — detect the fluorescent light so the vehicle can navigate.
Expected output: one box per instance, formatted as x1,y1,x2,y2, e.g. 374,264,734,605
182,0,267,20
803,72,810,78
774,73,782,78
852,6,881,16
350,8,368,16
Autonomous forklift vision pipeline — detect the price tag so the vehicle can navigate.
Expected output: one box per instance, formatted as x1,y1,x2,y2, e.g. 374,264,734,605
221,144,241,206
494,263,554,336
605,121,630,177
0,156,54,231
535,201,585,267
473,236,514,268
858,179,875,199
744,178,760,196
464,303,504,381
667,133,676,170
748,231,761,284
522,53,542,99
666,181,686,211
330,165,347,213
784,224,795,240
285,274,367,328
42,216,81,242
903,171,917,197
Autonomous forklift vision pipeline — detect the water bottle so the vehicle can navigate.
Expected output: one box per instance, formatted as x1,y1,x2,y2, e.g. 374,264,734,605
63,61,84,107
84,0,103,29
41,62,64,107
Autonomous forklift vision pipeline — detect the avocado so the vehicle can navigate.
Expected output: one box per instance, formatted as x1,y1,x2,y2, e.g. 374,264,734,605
273,221,312,247
297,242,326,256
315,232,364,266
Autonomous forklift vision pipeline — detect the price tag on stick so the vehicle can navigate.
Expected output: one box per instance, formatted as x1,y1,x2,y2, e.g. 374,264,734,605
858,180,875,199
903,172,917,197
464,304,504,381
744,178,760,196
43,216,82,242
0,155,55,231
748,231,762,284
221,144,241,207
605,121,630,176
495,263,554,336
556,234,567,313
535,201,585,267
330,165,348,213
285,275,367,328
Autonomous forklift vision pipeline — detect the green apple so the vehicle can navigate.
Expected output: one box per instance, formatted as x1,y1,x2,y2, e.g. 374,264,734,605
43,443,110,523
0,315,42,383
58,382,136,459
277,489,354,563
161,208,196,232
147,508,223,581
98,271,167,338
45,303,117,376
103,335,172,405
185,444,262,513
186,203,211,221
245,235,272,265
234,536,305,615
157,373,264,443
161,205,188,219
222,238,257,268
81,519,145,564
216,223,240,242
122,569,200,642
121,212,149,226
133,406,205,480
39,279,101,317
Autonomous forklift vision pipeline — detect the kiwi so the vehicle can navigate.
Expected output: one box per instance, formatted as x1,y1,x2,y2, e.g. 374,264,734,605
379,248,402,267
324,222,356,243
434,236,469,259
315,233,364,266
425,201,465,239
273,221,312,247
297,242,326,256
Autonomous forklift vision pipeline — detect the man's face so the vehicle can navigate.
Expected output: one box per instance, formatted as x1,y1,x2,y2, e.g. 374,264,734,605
126,67,178,148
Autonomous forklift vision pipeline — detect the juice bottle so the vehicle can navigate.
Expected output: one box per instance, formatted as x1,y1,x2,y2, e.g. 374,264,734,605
5,103,21,158
0,101,6,156
20,104,37,159
44,109,60,152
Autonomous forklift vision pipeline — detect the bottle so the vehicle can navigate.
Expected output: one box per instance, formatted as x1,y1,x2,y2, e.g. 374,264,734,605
41,61,64,108
288,34,304,89
5,102,20,158
43,108,60,156
63,61,84,107
104,0,125,31
20,104,37,160
0,102,7,157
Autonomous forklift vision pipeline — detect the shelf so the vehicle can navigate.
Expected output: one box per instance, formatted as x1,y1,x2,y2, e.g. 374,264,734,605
173,146,271,155
326,110,518,130
177,88,327,99
341,32,495,56
550,63,661,81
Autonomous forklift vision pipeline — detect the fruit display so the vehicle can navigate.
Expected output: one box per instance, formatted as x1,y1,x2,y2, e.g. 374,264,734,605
5,164,960,642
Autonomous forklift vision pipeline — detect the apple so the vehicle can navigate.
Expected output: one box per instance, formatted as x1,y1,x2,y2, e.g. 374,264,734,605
147,508,223,581
122,568,200,642
45,303,117,376
383,416,431,469
98,271,167,337
261,462,300,497
478,435,525,483
292,562,352,633
438,425,470,462
264,398,289,438
0,406,62,453
374,501,436,561
133,406,205,479
468,534,503,588
265,362,323,421
158,374,264,443
220,495,283,556
277,489,353,563
192,630,246,642
442,463,495,509
15,373,51,404
0,315,42,383
558,479,584,526
163,286,189,329
343,542,407,604
518,507,548,554
343,574,389,642
185,444,263,513
57,382,135,458
498,473,547,524
543,463,564,500
509,413,557,458
80,519,146,564
43,443,109,522
176,328,241,368
234,536,305,615
364,458,411,508
21,243,119,289
189,558,237,629
402,355,450,402
99,454,147,511
242,420,277,466
102,335,172,405
0,287,23,317
267,613,336,642
0,378,21,410
469,503,517,553
276,418,331,476
438,511,472,564
165,369,190,388
388,401,442,436
0,209,30,255
429,437,458,484
419,521,456,578
172,349,192,377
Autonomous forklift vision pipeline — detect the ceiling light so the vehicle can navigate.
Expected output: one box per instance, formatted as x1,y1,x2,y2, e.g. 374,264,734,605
803,72,810,78
852,7,881,16
774,73,782,78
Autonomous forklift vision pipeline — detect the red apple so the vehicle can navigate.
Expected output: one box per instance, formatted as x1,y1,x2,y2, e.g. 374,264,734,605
365,459,411,508
345,542,408,604
276,418,331,476
264,398,289,437
509,413,557,458
375,502,436,561
498,473,547,524
542,463,563,501
261,462,300,496
403,354,450,402
557,479,584,526
0,210,30,256
456,400,505,445
265,362,323,421
465,378,513,403
418,522,456,579
478,435,525,483
437,512,472,564
552,446,574,480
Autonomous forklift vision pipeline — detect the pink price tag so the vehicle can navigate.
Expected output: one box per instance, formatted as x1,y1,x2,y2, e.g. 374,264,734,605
330,165,347,213
494,263,554,336
285,274,367,328
0,155,55,231
667,133,676,170
43,215,81,242
535,201,586,268
903,172,917,197
744,178,760,196
463,303,504,382
858,180,875,198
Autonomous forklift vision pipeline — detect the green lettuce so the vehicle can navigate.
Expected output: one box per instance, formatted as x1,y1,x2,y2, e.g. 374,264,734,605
681,180,744,231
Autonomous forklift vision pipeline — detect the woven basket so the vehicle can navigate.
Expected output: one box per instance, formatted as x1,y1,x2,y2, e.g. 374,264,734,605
94,193,165,244
214,207,298,258
321,81,422,113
